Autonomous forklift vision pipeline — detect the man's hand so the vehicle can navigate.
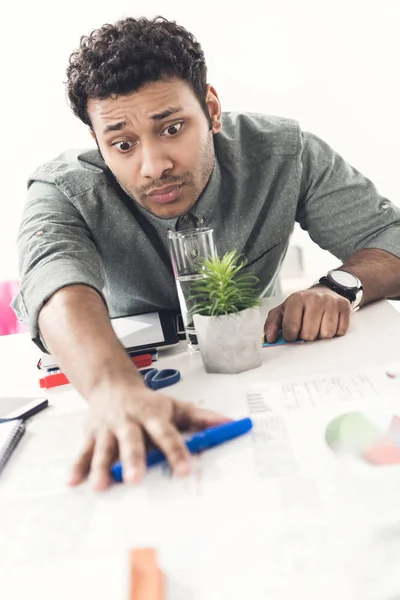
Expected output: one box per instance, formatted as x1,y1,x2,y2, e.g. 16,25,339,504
38,285,229,491
68,377,230,491
264,285,352,343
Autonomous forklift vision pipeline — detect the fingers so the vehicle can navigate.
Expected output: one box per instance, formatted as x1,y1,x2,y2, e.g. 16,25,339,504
174,401,231,432
337,307,351,336
264,305,283,342
273,290,352,342
68,437,95,487
318,309,340,339
144,417,191,476
89,430,118,491
281,298,304,341
69,423,147,490
300,301,350,341
116,422,146,484
300,301,323,341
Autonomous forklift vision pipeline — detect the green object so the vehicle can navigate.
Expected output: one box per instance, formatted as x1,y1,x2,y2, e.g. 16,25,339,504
325,411,382,455
189,250,261,317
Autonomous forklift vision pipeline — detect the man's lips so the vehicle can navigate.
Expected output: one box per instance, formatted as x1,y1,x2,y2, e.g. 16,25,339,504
147,184,182,203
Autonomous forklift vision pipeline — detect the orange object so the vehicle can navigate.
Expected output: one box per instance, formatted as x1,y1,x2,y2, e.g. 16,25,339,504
130,548,165,600
38,354,153,389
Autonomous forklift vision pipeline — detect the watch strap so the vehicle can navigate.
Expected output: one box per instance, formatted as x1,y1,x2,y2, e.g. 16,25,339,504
318,275,357,302
318,272,363,309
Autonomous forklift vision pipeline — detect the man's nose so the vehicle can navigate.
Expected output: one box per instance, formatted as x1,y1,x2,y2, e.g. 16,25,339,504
139,142,173,180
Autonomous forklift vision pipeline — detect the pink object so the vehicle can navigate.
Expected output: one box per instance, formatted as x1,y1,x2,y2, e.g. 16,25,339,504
0,280,28,336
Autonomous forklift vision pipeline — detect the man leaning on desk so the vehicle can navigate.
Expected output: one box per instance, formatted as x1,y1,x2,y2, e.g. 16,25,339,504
12,16,400,490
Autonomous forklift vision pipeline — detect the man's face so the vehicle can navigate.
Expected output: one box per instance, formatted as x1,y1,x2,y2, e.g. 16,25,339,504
87,78,221,219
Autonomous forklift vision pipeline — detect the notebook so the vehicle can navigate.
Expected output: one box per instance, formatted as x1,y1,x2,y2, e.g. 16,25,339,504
0,419,26,475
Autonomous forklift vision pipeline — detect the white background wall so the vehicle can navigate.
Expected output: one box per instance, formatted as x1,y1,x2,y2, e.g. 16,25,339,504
1,0,399,283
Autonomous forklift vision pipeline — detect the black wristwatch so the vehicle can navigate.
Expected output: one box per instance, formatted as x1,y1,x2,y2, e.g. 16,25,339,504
318,269,363,309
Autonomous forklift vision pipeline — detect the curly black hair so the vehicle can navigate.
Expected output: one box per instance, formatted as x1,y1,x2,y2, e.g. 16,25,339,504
66,16,210,127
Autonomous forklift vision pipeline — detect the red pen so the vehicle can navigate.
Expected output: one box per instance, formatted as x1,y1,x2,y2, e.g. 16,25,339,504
39,353,153,389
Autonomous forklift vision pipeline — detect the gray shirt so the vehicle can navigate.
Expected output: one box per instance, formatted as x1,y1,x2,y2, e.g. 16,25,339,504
12,113,400,350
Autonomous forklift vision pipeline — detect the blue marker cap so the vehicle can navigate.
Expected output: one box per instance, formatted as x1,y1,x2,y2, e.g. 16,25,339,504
186,417,253,453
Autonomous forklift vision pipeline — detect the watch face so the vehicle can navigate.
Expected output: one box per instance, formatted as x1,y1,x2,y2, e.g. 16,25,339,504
330,269,359,289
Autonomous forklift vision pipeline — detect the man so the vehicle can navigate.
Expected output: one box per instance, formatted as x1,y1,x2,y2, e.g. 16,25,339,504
12,16,400,490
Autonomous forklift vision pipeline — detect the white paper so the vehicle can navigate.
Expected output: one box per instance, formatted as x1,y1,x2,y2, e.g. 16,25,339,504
2,364,400,599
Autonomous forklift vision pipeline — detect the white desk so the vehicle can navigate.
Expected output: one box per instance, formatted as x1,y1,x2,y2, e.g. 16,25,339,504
0,299,400,599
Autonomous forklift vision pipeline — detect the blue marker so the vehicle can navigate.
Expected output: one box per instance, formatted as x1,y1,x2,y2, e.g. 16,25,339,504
111,417,253,482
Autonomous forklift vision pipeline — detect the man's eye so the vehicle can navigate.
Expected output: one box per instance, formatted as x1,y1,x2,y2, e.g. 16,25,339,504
112,141,134,152
161,122,183,137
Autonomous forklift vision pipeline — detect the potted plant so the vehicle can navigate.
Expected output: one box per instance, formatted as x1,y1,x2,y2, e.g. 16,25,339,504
190,250,262,374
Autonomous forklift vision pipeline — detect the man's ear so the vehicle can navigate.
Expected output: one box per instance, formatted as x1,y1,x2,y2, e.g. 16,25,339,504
206,85,222,134
89,127,105,160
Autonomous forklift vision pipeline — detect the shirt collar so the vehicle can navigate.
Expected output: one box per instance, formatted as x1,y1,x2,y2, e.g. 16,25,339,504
176,157,221,231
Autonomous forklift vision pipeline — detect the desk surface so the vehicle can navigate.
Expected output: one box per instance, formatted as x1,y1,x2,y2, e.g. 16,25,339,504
0,299,400,599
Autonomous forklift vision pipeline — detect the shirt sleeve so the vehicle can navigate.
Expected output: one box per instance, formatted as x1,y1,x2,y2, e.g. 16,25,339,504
11,181,107,351
295,132,400,262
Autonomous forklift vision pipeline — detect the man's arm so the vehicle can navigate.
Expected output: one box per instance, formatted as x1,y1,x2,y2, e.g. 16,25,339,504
264,248,400,343
264,130,400,343
341,248,400,305
39,284,229,490
16,180,228,490
39,285,141,397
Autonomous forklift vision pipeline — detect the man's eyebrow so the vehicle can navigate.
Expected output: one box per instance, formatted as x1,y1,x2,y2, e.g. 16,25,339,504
103,121,128,135
149,107,183,121
102,108,183,135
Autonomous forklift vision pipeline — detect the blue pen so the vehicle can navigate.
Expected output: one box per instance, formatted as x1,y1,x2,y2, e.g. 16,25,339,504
111,417,253,482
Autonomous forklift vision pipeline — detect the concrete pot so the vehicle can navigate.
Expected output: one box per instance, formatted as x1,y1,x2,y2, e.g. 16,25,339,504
193,307,262,374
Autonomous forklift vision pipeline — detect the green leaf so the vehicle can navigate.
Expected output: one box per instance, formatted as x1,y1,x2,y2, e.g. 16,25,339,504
188,250,261,317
